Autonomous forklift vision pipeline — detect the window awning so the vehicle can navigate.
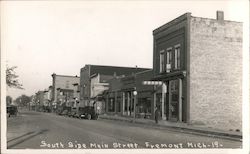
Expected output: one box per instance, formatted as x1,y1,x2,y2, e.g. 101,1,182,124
151,70,186,81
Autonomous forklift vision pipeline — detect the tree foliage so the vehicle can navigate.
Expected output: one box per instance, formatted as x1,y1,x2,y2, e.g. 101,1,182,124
15,95,31,107
6,66,24,89
6,95,13,106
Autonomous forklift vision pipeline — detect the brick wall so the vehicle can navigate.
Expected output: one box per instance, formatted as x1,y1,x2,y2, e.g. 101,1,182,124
189,17,242,131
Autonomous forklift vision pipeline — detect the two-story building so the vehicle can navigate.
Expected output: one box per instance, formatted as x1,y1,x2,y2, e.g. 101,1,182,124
79,64,151,109
152,11,242,131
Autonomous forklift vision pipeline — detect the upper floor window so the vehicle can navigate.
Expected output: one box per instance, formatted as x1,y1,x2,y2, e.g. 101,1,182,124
174,44,181,70
159,50,165,73
159,44,181,74
166,48,172,73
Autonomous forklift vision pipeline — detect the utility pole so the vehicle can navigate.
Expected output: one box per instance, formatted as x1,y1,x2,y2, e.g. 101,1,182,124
133,65,138,122
133,89,137,122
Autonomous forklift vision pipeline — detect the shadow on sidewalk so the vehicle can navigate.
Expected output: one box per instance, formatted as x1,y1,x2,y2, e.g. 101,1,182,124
7,129,49,149
7,132,35,143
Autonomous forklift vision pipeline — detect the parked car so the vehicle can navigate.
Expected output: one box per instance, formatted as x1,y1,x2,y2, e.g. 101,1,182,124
67,110,76,117
7,105,18,117
78,106,98,120
69,108,77,118
59,110,68,116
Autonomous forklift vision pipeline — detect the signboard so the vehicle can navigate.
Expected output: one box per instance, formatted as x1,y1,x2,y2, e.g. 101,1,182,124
142,81,163,86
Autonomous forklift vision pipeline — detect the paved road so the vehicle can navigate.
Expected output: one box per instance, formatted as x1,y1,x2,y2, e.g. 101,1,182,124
7,110,241,149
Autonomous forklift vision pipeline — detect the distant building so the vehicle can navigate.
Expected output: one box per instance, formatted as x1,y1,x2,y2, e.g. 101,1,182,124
72,83,80,108
51,73,80,111
35,91,45,111
79,65,151,108
152,11,242,131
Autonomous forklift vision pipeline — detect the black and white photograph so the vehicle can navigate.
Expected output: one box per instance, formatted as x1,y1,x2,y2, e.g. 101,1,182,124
1,0,249,154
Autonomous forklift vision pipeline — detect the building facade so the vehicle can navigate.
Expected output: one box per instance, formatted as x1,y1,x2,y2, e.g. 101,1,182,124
51,73,80,111
103,70,163,120
120,70,155,118
152,11,242,131
79,65,151,108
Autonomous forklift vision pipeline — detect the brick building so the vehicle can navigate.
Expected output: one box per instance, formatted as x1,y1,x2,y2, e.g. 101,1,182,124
79,65,150,108
152,11,242,131
103,70,163,119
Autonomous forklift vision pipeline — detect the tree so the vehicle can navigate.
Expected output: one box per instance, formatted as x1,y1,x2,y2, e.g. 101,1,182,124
6,66,24,89
6,95,12,106
15,95,31,107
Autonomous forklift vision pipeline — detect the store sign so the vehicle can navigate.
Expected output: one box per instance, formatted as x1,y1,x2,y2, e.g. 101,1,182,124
142,81,163,85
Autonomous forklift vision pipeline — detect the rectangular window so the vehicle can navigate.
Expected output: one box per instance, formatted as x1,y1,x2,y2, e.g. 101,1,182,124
166,48,172,72
174,45,181,69
108,97,115,112
117,96,121,112
159,50,165,73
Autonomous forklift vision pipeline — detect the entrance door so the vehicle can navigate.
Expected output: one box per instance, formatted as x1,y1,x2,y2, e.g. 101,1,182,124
169,79,179,121
156,93,162,120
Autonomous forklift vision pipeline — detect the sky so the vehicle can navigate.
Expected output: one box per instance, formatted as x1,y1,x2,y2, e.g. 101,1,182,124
1,0,248,99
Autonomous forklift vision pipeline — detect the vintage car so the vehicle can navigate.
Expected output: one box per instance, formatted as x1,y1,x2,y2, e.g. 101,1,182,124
7,105,18,117
77,106,98,120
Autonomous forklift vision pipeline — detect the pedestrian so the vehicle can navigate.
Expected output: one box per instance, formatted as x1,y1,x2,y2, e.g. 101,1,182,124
155,106,160,124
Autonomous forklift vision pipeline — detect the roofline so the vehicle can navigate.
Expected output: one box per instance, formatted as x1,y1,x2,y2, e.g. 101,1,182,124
135,69,153,75
90,73,98,79
153,12,242,35
51,74,80,78
191,15,243,24
81,64,152,70
153,12,191,35
120,69,153,79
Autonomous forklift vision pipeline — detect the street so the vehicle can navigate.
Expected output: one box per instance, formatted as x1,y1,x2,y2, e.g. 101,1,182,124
7,109,242,149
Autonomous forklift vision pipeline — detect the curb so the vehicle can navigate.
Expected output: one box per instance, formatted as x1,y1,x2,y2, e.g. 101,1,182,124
99,116,242,142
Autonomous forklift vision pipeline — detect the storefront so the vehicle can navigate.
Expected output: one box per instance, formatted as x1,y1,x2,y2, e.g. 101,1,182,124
153,75,186,122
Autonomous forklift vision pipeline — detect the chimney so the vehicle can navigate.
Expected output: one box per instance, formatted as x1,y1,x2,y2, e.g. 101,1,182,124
216,11,224,21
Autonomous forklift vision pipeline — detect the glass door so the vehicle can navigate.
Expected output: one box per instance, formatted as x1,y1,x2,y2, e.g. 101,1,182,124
169,79,179,121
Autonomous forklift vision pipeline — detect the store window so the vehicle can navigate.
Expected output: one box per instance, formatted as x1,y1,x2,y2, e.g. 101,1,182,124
174,44,181,70
137,97,151,119
108,98,115,112
116,96,121,112
160,50,165,73
166,47,172,72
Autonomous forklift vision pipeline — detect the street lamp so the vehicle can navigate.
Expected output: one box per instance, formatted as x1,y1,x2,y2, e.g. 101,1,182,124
133,89,137,122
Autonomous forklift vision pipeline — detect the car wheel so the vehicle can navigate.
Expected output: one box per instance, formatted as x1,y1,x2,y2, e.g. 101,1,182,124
87,114,91,120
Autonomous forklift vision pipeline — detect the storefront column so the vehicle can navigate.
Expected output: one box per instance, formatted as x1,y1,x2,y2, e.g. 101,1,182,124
105,95,109,113
162,83,167,120
114,91,117,114
178,79,182,122
152,85,156,119
168,81,171,120
127,92,130,116
122,92,125,115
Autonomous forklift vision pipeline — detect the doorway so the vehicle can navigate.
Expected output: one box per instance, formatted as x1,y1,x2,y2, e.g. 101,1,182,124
169,79,179,121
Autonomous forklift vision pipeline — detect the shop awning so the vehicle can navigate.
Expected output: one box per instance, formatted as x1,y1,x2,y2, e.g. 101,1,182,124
151,70,186,81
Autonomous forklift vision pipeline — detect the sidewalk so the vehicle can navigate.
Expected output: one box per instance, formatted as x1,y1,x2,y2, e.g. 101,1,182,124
98,114,242,142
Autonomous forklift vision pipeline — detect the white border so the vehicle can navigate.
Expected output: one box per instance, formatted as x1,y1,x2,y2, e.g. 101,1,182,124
1,1,249,154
